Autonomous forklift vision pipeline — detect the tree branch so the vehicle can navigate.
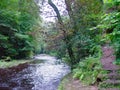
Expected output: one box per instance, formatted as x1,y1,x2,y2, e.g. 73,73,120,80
48,0,63,24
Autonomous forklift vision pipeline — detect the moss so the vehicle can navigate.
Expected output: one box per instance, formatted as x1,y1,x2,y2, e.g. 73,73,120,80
0,59,33,68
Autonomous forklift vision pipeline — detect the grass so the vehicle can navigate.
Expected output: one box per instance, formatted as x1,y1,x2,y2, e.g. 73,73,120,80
58,73,98,90
58,73,72,90
99,82,120,89
0,59,34,68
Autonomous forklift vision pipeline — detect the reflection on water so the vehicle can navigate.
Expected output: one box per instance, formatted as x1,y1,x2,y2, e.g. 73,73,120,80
0,54,70,90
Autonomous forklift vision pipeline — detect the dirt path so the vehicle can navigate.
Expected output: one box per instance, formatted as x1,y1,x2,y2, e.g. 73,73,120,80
101,45,119,71
100,45,120,90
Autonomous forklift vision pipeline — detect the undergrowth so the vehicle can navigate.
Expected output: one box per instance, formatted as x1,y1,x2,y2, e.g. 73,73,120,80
73,45,107,85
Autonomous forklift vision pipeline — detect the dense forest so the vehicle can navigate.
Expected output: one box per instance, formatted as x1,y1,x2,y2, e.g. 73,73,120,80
0,0,42,59
0,0,120,89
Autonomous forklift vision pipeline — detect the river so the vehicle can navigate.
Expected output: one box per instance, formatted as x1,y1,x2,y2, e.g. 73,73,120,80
0,54,70,90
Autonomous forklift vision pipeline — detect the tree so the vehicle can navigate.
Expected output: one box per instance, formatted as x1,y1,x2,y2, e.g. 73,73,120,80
48,0,76,65
0,0,41,59
42,0,102,65
64,0,102,62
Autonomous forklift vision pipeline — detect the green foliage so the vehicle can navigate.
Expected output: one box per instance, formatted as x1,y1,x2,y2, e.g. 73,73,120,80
73,56,102,85
71,0,120,87
72,45,103,85
99,82,120,88
113,58,120,65
103,0,120,11
54,0,102,64
44,0,103,65
68,0,102,63
0,0,41,59
94,7,120,59
51,0,120,88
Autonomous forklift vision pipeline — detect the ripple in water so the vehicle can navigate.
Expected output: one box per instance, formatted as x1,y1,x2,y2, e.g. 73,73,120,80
31,54,70,90
0,54,70,90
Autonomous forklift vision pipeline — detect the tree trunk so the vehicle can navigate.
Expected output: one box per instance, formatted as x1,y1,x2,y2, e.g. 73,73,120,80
64,0,80,41
48,0,75,65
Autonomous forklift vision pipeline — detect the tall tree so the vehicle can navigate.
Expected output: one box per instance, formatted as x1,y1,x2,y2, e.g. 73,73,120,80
0,0,41,59
48,0,76,65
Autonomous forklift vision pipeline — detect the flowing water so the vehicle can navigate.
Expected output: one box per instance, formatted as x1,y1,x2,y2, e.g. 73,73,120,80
0,54,70,90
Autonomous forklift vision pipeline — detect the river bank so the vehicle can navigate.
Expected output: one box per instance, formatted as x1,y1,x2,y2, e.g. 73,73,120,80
58,73,98,90
0,59,34,68
0,54,70,90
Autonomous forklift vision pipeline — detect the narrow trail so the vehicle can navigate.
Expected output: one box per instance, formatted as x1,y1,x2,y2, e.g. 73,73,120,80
101,45,119,71
100,45,120,90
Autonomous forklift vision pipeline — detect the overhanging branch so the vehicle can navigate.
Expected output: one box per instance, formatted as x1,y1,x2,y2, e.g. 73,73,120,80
48,0,63,24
